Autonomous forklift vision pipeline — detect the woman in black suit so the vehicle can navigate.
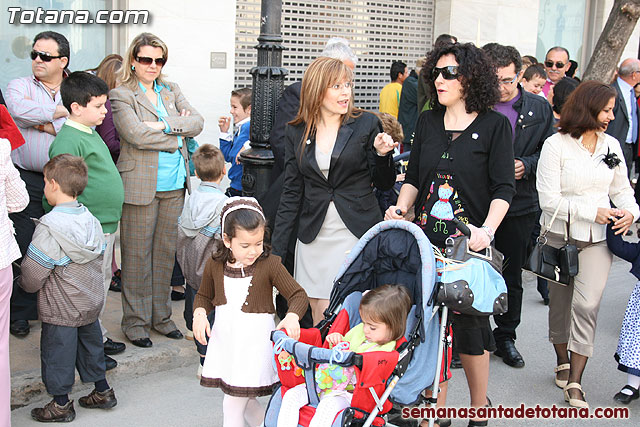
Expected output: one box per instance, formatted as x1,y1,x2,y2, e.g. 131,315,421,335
273,57,396,324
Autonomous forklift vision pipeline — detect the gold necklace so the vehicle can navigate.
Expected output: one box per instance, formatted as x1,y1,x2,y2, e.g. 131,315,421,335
580,138,596,153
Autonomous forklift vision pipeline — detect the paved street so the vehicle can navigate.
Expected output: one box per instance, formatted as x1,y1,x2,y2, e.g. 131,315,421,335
10,249,640,426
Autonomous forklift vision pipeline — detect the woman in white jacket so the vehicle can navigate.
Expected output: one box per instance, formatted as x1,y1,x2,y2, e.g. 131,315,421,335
537,80,640,409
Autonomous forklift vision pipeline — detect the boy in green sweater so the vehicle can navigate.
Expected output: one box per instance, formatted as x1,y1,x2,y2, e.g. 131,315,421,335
48,71,125,370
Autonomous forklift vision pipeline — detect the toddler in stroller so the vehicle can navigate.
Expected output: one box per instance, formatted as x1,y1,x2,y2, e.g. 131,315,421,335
266,220,443,427
277,285,412,427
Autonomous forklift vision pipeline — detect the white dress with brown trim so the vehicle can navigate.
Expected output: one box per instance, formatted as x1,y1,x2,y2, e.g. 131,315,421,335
200,264,277,397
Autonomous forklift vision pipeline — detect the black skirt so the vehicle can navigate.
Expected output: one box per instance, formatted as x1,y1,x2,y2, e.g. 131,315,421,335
451,312,496,356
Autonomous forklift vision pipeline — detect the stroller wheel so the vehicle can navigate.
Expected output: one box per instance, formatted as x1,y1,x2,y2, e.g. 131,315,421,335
385,406,418,427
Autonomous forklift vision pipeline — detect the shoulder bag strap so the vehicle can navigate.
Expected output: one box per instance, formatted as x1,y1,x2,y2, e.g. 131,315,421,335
565,201,571,242
542,199,564,238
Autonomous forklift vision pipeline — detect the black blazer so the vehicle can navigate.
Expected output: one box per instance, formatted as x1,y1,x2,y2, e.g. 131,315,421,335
507,86,556,216
269,82,302,182
606,79,640,146
398,72,419,145
272,111,395,256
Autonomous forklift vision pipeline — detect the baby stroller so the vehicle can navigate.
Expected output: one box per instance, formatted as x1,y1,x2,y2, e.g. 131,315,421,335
265,220,443,427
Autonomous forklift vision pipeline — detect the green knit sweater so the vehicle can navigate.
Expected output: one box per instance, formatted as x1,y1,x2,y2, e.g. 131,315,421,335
45,122,124,233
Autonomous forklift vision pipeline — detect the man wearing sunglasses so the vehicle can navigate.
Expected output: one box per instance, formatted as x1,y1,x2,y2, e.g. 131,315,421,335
542,46,571,97
605,58,640,181
483,43,555,369
4,31,70,338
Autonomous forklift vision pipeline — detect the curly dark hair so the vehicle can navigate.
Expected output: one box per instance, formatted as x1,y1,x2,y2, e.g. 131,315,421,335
421,42,500,114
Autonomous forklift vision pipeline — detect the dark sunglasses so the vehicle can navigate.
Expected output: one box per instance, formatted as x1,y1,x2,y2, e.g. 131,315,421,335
544,60,565,69
30,50,64,62
432,65,459,80
136,56,166,66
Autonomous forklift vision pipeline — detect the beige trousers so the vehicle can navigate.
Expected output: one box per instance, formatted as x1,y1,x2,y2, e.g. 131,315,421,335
546,232,612,357
99,233,117,342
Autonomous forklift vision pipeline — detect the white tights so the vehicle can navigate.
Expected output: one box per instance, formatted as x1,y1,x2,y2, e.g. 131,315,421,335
277,384,351,427
223,394,264,427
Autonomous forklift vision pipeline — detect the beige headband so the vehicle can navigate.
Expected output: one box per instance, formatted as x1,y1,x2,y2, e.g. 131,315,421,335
221,197,265,235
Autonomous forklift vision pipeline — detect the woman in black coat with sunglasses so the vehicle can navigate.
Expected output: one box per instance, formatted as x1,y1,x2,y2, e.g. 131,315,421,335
386,43,515,427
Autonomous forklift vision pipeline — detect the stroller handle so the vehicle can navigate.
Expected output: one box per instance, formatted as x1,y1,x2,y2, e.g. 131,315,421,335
451,217,471,237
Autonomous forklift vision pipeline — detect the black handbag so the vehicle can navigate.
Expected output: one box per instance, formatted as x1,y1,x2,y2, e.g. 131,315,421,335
444,235,503,273
524,201,579,286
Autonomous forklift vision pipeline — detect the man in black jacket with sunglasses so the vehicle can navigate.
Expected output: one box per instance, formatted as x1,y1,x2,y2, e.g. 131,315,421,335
483,43,556,368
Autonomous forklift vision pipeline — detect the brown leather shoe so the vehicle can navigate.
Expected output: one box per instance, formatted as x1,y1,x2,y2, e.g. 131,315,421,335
78,388,117,409
31,399,75,422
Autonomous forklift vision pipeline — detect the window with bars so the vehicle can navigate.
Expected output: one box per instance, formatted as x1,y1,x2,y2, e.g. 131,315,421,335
235,0,434,111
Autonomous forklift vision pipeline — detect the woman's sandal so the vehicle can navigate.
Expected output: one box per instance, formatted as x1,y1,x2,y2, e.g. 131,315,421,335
554,363,570,388
466,397,491,427
564,382,589,408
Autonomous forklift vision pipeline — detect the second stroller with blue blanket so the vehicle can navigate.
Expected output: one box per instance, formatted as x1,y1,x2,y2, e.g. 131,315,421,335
265,220,443,427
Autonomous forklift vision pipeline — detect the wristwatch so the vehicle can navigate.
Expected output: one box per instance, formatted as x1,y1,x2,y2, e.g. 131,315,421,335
481,225,495,242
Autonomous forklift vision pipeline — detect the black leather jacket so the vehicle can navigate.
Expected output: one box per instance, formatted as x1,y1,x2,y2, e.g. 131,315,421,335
507,86,556,216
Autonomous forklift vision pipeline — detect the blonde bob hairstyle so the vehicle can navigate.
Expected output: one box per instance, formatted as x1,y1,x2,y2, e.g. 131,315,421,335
290,57,359,148
119,32,169,89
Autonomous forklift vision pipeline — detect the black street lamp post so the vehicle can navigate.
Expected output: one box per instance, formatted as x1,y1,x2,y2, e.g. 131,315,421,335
239,0,287,198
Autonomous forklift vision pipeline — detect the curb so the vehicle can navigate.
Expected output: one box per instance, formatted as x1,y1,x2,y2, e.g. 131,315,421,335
11,337,198,409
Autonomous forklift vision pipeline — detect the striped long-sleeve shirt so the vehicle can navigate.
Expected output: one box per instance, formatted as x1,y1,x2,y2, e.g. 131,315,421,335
5,75,67,172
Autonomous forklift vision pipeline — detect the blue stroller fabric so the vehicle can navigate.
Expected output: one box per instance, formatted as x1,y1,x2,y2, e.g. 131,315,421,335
438,258,508,316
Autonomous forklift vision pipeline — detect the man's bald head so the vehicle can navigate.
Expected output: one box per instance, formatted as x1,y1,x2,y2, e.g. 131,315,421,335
619,58,640,76
618,58,640,86
321,37,358,70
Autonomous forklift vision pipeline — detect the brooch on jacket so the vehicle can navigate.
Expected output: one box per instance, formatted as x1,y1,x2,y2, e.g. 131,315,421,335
600,148,621,170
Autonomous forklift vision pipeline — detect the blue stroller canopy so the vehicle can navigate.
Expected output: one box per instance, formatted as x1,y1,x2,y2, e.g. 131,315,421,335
329,220,436,335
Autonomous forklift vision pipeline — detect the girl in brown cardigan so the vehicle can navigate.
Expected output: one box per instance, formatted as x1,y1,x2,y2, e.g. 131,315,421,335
193,197,308,427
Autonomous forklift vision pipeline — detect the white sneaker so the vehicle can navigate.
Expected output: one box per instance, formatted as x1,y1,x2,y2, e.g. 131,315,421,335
185,330,194,341
197,364,203,379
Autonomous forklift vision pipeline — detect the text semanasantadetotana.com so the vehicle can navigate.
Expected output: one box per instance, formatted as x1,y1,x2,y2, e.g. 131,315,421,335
7,7,149,24
402,404,630,420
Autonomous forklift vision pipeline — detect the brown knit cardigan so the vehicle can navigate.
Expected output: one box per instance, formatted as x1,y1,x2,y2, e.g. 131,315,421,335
193,254,309,318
